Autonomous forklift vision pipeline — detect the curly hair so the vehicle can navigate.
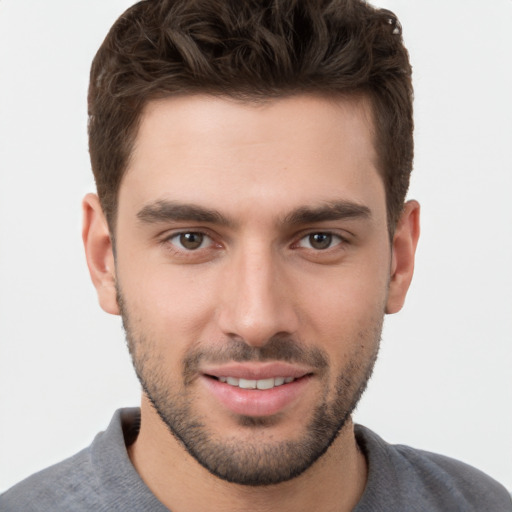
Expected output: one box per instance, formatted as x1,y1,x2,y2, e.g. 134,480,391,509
88,0,413,234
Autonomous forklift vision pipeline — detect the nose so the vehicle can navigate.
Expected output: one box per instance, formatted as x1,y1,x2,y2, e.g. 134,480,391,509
217,242,299,347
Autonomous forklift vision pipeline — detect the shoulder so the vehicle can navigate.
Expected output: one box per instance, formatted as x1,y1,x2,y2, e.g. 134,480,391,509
391,443,511,508
0,408,160,512
355,425,512,511
0,447,99,512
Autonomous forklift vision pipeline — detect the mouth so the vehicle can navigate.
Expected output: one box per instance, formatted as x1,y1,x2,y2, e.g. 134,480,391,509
208,375,299,390
200,363,315,417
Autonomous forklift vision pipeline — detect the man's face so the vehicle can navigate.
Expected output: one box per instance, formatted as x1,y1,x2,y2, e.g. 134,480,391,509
113,94,392,485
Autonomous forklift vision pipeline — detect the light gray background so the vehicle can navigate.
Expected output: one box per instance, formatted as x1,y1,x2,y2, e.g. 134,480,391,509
1,0,511,492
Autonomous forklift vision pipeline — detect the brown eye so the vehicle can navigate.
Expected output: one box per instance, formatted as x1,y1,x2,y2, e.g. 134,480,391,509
175,232,206,250
298,232,342,250
308,233,332,250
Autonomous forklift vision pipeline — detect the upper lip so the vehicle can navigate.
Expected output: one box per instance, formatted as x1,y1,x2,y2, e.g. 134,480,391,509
201,362,312,380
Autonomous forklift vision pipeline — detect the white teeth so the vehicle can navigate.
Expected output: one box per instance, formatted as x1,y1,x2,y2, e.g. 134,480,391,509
218,376,295,389
256,378,275,390
239,378,257,389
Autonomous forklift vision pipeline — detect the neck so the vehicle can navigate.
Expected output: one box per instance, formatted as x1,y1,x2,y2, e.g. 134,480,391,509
128,397,367,512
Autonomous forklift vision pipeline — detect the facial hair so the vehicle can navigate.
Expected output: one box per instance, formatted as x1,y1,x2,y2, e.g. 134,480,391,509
118,287,381,486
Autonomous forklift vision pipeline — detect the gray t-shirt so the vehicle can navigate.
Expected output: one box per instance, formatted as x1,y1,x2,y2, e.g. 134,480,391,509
1,408,510,511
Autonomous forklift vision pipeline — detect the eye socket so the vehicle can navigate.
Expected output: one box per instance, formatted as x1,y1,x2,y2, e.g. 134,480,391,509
166,231,343,252
169,232,211,250
298,232,343,250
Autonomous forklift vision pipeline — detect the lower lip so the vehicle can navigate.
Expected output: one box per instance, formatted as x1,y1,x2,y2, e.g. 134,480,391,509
201,375,312,417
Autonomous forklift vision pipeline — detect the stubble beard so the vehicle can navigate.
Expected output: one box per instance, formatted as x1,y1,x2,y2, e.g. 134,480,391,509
118,290,381,486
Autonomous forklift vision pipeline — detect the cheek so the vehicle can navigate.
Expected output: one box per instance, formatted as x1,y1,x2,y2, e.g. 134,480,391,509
119,260,218,343
299,263,388,322
294,264,388,356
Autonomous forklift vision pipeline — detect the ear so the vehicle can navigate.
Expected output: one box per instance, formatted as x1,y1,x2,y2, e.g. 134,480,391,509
385,200,420,314
82,193,120,315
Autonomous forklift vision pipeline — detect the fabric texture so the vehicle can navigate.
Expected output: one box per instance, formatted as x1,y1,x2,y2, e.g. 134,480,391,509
1,408,510,511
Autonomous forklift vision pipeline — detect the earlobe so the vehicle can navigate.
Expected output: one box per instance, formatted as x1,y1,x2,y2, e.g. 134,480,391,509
385,200,420,314
82,193,120,315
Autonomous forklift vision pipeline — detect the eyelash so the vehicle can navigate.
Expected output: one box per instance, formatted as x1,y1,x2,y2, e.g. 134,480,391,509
168,231,213,251
295,232,345,251
161,229,348,255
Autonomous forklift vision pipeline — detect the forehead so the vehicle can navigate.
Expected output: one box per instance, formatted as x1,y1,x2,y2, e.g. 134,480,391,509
120,94,384,223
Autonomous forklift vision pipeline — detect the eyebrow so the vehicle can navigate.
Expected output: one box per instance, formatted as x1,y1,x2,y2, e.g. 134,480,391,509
137,200,234,227
136,199,371,228
281,200,372,226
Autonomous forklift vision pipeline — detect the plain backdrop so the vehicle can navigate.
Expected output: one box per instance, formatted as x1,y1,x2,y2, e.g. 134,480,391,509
0,0,511,493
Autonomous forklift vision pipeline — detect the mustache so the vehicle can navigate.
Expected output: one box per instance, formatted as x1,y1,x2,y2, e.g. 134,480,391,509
183,335,329,380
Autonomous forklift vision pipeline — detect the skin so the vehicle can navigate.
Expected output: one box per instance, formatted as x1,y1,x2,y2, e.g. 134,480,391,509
83,94,420,512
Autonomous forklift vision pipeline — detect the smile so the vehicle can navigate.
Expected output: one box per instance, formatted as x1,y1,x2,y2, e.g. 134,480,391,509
216,376,295,390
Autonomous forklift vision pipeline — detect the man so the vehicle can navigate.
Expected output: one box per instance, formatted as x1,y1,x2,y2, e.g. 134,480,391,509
1,0,510,510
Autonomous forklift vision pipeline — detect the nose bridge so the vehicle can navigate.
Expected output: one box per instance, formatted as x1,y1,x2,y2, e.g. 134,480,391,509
218,238,297,346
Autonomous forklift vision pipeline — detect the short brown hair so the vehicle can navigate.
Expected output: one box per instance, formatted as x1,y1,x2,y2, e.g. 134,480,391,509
88,0,413,234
